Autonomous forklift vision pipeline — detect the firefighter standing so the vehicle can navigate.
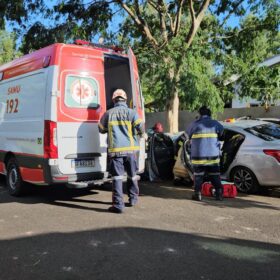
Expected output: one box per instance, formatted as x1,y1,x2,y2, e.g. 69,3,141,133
186,106,224,201
98,89,144,213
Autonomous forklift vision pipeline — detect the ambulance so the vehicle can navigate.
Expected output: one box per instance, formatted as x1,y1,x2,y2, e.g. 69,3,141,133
0,40,145,196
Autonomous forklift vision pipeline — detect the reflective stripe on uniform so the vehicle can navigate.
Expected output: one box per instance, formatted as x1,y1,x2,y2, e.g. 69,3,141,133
194,172,205,176
108,120,134,148
133,118,142,126
109,120,132,126
109,123,113,150
108,146,140,153
192,133,218,139
208,172,220,175
191,159,220,165
127,175,138,181
113,176,123,180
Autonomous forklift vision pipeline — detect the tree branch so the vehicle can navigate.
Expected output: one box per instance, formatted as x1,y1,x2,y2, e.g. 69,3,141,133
185,0,210,48
115,0,158,48
166,11,175,33
174,0,185,36
197,0,211,22
188,0,196,22
147,0,157,10
148,0,175,37
220,0,245,27
211,23,274,41
158,0,168,42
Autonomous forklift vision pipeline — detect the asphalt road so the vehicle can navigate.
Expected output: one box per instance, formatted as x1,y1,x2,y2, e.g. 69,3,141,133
0,176,280,280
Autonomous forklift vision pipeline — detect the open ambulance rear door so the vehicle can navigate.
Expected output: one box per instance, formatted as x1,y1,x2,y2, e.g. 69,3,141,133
128,47,146,173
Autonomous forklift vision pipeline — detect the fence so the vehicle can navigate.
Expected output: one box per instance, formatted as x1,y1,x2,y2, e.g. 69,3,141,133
146,106,280,132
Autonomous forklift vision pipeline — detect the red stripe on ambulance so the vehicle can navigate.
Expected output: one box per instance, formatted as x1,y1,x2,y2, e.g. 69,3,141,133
0,161,5,174
20,167,44,183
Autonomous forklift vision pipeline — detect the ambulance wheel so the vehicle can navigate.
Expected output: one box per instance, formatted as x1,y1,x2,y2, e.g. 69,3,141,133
231,166,259,194
6,158,24,196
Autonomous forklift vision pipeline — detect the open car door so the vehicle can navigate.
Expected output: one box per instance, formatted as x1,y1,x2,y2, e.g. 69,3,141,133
220,129,245,173
147,129,245,183
147,132,192,181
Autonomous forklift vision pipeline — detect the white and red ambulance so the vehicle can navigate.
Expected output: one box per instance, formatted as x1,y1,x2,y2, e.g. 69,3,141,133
0,40,145,195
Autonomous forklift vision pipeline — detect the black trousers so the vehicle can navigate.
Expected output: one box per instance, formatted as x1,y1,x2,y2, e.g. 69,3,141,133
193,165,223,194
110,154,139,210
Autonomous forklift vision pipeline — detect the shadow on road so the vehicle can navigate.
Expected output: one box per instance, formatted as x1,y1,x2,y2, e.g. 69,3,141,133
0,176,279,212
0,227,279,280
0,175,110,212
138,181,280,211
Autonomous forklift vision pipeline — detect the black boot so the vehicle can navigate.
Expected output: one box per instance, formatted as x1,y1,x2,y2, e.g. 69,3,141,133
108,206,123,214
215,189,223,201
192,192,202,201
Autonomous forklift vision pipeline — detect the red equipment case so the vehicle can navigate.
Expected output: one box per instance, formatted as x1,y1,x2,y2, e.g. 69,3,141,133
201,182,237,198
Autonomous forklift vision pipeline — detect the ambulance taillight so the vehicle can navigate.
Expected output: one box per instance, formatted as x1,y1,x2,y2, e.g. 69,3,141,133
44,120,58,159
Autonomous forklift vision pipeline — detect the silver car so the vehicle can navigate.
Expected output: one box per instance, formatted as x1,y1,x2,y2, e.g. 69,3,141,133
220,120,280,193
147,120,280,194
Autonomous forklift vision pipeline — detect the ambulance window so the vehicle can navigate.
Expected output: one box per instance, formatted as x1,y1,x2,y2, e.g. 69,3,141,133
65,75,99,109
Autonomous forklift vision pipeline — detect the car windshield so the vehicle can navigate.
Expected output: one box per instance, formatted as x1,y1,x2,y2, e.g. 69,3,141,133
245,123,280,141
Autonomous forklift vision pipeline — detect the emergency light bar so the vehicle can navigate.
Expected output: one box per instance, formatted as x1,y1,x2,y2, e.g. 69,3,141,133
75,39,124,52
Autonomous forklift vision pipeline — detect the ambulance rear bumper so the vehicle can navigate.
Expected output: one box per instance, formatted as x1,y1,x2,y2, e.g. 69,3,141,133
47,164,107,184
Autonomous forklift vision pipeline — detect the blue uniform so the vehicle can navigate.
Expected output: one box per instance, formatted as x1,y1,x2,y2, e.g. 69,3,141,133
99,101,144,211
98,102,143,156
186,115,224,196
187,115,223,166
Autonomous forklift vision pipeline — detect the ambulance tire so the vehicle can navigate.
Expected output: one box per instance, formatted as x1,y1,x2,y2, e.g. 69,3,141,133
6,158,24,196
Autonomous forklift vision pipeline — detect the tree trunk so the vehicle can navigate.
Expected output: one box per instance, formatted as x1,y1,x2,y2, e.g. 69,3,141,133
167,89,179,133
165,60,181,133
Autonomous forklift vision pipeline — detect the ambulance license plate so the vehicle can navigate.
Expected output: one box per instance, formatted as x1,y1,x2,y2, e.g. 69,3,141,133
71,159,95,168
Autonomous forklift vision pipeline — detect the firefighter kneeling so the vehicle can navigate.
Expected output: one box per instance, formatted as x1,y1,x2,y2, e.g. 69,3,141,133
98,89,144,213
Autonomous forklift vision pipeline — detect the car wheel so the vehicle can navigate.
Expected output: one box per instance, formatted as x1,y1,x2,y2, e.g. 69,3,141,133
231,166,260,194
6,158,24,196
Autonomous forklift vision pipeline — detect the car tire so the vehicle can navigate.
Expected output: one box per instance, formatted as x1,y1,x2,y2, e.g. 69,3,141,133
231,166,260,194
6,158,24,196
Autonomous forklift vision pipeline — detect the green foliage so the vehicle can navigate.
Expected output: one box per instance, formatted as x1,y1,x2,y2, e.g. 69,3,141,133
0,30,21,65
19,22,77,53
0,0,44,29
215,4,280,104
19,0,113,53
125,12,223,114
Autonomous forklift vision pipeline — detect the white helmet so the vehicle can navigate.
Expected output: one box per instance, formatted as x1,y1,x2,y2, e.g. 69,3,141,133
112,89,127,100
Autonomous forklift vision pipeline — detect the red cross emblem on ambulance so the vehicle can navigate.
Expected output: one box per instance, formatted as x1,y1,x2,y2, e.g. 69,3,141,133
71,79,96,105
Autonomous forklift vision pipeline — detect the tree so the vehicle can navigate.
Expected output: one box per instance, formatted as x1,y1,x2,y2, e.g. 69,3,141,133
114,0,213,132
0,0,44,29
0,30,21,65
213,2,280,106
128,13,225,116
